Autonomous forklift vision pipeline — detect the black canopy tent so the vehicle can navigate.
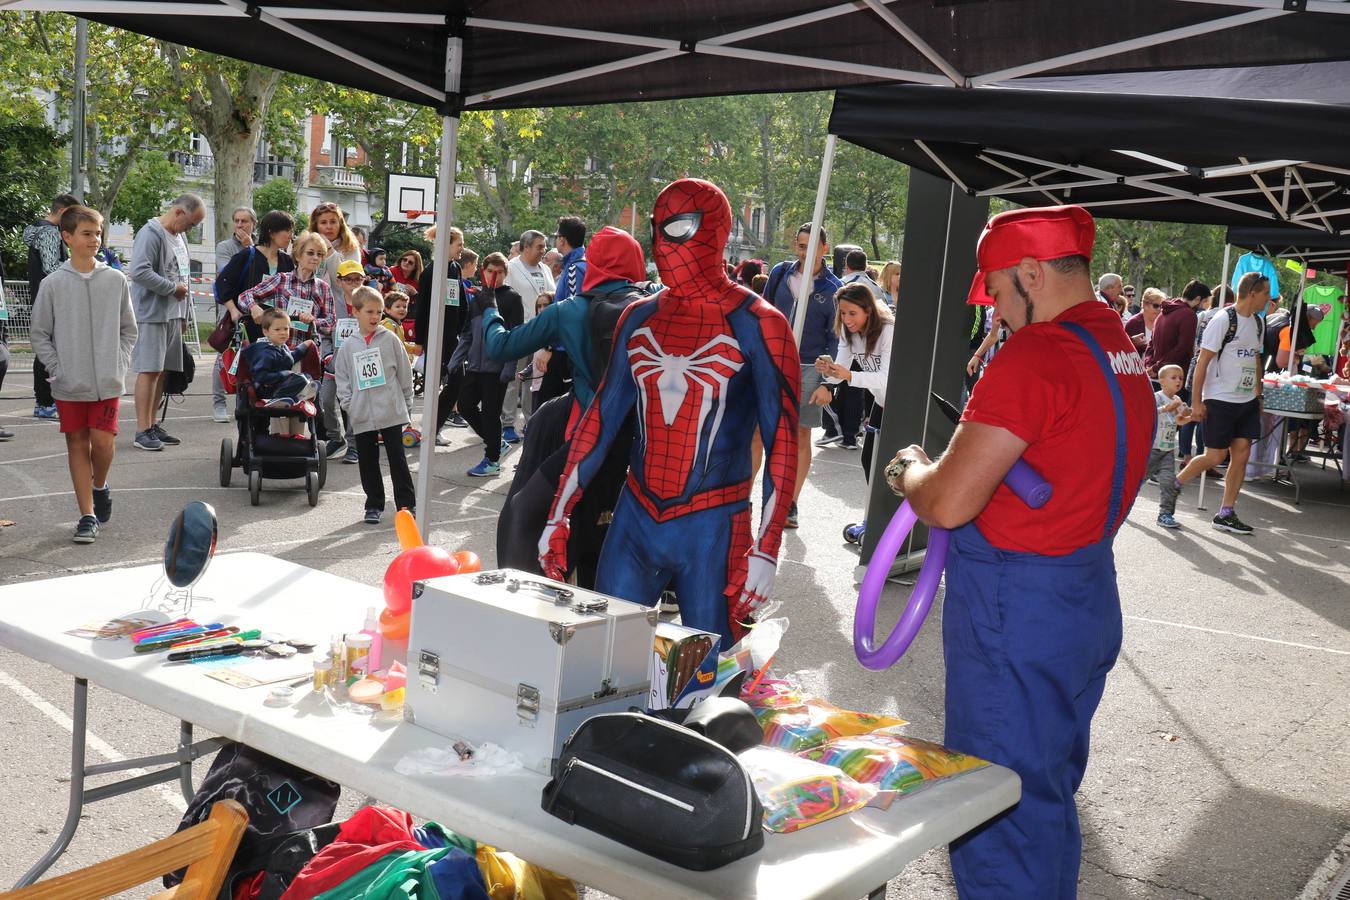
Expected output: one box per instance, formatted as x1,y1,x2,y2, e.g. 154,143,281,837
9,0,1350,538
823,73,1350,565
1227,224,1350,269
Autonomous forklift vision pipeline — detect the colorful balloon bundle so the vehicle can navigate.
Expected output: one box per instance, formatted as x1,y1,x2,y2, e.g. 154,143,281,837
739,746,877,834
380,510,482,642
751,694,907,753
799,730,988,795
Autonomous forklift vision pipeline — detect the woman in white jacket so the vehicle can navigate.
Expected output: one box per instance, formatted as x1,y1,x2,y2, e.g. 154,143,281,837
810,282,895,485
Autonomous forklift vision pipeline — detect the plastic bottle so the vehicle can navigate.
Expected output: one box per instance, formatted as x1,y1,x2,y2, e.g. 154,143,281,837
346,634,373,684
361,606,383,673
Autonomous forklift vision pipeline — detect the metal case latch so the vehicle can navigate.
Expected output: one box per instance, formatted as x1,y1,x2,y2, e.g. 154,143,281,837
516,683,541,725
418,650,440,695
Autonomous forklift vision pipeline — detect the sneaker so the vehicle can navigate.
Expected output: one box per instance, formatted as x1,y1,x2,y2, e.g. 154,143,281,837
92,486,112,523
814,433,842,448
73,515,98,544
34,404,59,420
133,429,163,451
502,426,522,444
1212,511,1254,535
363,508,382,525
0,426,14,441
657,591,680,615
434,432,452,447
786,502,799,529
326,438,347,459
212,405,230,424
838,440,860,451
344,446,359,464
446,413,469,428
499,438,512,458
151,424,180,446
1156,513,1180,529
467,458,501,478
1147,475,1159,485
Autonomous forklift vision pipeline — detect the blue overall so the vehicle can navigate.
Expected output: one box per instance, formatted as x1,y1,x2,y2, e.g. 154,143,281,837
944,322,1129,899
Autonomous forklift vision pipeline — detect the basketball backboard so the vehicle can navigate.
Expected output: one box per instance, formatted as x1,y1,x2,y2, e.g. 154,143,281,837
384,172,438,225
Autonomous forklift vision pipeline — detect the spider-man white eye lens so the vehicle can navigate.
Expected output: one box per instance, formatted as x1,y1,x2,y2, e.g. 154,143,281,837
659,212,702,243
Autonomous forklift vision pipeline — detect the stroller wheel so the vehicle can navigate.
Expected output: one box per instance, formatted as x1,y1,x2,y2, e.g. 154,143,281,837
316,440,328,490
843,522,866,544
248,469,262,506
218,438,233,487
306,471,320,507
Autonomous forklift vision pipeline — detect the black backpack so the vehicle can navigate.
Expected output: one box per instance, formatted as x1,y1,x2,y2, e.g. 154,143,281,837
585,283,649,378
164,347,196,396
1216,305,1265,364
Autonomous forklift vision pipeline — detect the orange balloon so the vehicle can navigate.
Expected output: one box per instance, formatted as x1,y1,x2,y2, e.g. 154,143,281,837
379,607,411,640
452,550,482,574
393,509,423,551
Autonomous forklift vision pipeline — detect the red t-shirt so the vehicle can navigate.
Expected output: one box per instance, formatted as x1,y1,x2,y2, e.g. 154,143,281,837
961,299,1155,555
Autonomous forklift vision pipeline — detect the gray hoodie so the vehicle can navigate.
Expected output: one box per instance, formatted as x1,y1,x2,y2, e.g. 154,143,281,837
129,217,189,323
29,261,138,402
334,325,414,435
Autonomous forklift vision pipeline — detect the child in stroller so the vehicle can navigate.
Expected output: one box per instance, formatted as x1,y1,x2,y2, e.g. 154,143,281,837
244,308,317,437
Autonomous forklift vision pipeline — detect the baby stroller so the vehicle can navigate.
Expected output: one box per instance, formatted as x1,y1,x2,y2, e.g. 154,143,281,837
218,341,327,507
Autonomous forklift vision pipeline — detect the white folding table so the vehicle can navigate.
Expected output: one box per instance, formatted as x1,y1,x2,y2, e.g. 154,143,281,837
0,552,1020,899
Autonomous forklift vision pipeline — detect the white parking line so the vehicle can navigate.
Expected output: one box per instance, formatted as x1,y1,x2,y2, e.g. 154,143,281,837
0,669,187,813
1124,614,1350,656
0,452,69,466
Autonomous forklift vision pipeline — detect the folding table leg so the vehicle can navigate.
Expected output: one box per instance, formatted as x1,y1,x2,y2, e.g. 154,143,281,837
14,678,90,888
13,678,228,888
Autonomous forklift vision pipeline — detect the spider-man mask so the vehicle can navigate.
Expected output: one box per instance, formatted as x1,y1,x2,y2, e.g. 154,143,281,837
651,178,732,296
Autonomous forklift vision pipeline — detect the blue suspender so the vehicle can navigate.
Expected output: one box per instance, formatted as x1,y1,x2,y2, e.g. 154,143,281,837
1059,322,1129,541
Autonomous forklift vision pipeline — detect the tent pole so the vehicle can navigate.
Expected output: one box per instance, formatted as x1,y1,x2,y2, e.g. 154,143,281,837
793,133,837,344
414,36,463,537
1287,264,1308,376
1219,243,1231,298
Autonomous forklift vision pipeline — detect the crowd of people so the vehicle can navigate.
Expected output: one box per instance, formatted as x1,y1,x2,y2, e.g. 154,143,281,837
16,184,1349,548
971,264,1350,536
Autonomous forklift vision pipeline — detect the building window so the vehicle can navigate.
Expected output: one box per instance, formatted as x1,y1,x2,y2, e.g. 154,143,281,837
751,208,763,241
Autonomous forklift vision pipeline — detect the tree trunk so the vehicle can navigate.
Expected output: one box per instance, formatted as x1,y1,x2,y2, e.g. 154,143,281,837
210,134,258,245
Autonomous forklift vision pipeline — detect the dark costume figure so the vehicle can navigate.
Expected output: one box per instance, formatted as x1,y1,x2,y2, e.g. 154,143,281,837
483,227,655,586
539,178,800,648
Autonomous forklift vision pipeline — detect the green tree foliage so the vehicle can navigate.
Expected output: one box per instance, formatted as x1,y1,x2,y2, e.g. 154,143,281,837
252,176,298,219
1092,219,1226,298
0,118,65,277
108,152,178,230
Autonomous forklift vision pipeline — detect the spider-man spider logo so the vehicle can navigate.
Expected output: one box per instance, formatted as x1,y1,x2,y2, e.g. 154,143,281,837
540,178,800,648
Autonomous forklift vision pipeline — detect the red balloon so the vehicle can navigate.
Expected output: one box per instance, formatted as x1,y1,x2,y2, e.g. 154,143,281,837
383,546,459,614
452,550,482,574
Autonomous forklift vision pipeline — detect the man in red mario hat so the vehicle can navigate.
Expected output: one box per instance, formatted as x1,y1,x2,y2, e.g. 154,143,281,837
887,205,1154,898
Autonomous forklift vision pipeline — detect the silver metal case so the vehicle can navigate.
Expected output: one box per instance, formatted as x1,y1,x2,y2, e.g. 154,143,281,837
403,569,658,774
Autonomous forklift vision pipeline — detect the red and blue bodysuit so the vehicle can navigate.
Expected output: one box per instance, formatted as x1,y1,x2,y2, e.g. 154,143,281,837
539,178,800,647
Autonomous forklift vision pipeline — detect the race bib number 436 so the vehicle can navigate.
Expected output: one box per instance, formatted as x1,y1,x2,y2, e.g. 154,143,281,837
355,347,386,390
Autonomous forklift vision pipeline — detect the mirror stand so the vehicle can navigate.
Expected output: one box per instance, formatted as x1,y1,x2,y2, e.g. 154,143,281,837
143,574,215,617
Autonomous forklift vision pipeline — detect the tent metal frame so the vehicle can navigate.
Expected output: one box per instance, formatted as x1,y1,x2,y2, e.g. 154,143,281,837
4,0,1342,534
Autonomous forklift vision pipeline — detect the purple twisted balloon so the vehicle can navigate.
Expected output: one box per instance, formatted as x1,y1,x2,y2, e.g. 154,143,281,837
854,458,1051,670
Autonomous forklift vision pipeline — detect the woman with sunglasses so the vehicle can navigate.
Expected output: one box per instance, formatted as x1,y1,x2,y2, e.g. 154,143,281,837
1124,287,1166,354
392,250,423,301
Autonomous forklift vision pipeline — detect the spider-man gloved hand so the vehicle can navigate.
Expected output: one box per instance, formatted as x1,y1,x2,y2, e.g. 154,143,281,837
726,547,778,627
538,516,571,581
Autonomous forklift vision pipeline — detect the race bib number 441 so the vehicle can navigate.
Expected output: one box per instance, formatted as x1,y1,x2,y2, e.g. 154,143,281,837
286,295,314,332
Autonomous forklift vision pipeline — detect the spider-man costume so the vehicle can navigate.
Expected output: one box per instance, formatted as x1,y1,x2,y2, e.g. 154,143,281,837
540,178,800,648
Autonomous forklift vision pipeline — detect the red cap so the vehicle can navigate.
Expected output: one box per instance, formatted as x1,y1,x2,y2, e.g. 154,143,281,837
967,205,1095,305
582,226,646,293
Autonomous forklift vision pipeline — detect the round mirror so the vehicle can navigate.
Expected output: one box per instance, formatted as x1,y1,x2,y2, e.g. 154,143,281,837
164,502,219,588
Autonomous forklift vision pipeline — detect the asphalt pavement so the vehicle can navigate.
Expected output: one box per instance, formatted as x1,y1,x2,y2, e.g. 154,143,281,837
1,361,1347,899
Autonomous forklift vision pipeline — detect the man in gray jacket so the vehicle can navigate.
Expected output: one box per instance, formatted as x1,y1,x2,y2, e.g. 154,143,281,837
129,193,204,451
29,205,138,543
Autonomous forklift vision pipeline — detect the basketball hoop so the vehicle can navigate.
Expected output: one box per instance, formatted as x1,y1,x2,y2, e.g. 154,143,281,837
402,209,434,223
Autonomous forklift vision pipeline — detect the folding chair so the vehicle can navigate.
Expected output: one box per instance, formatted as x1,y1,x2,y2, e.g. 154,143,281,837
1,800,247,900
